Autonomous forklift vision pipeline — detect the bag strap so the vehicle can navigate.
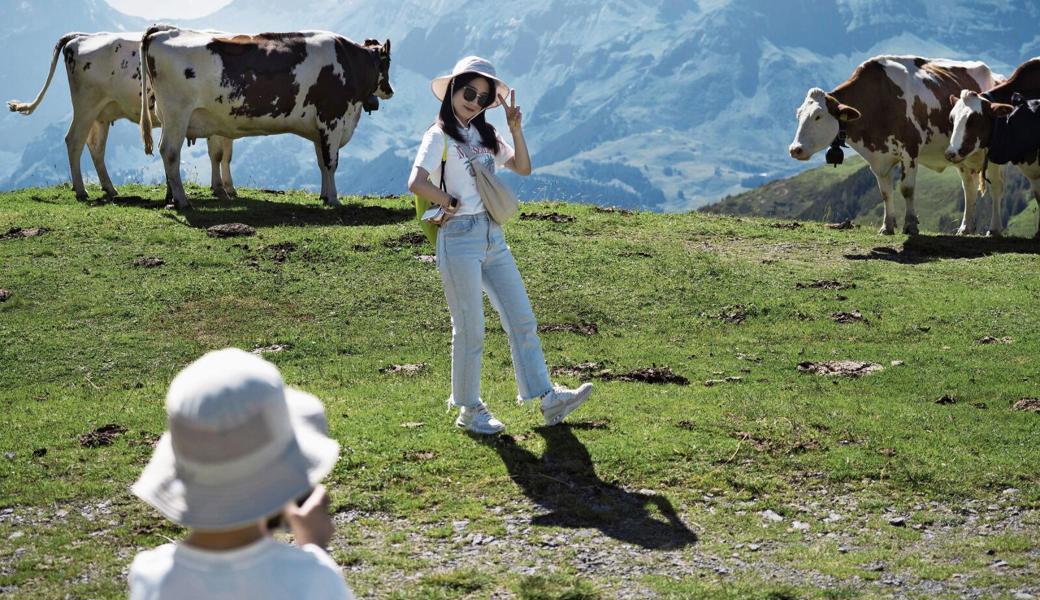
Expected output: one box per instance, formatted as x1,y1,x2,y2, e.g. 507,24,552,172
439,134,448,194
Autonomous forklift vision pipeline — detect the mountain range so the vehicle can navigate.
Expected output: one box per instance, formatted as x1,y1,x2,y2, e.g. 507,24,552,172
4,0,1040,211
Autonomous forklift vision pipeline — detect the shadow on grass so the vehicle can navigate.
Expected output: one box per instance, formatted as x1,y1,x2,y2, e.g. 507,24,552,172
485,424,697,550
844,234,1040,264
110,192,413,229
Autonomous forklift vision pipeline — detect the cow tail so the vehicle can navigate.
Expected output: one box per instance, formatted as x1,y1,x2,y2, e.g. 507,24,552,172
8,33,83,115
140,29,156,155
978,169,988,198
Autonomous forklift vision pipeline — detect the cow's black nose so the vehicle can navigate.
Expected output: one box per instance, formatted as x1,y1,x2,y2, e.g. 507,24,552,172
944,149,958,162
789,145,804,159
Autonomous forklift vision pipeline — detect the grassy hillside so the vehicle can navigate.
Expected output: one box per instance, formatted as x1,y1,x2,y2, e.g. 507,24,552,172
703,157,1040,237
2,184,1039,599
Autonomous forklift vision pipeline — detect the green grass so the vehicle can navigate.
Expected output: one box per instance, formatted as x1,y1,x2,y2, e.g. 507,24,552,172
1,183,1039,598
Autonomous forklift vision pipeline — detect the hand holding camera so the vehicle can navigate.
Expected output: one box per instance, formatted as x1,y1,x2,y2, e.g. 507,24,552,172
283,485,335,549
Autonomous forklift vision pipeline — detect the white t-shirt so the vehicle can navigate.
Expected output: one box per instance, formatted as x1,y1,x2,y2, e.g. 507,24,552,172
412,122,515,216
128,538,353,600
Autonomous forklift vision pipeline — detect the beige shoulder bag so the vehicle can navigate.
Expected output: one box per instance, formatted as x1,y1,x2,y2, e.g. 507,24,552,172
458,145,520,224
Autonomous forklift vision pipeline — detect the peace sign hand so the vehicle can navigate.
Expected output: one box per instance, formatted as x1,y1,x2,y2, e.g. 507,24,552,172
499,89,522,132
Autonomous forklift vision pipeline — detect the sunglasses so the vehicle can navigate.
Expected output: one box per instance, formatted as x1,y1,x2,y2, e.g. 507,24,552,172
461,85,494,108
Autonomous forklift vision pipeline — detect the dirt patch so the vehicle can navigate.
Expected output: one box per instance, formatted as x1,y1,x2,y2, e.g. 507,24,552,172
264,242,297,262
206,223,256,238
260,188,286,195
770,221,803,229
607,366,689,385
826,219,856,230
797,361,883,377
936,395,957,405
619,251,654,258
403,450,436,462
0,289,12,302
796,280,856,291
552,363,689,385
400,422,425,429
594,206,634,216
704,376,743,387
831,310,866,324
380,363,428,376
519,212,576,223
252,343,291,355
571,419,611,430
0,227,49,241
1011,398,1040,413
79,424,128,448
538,322,598,336
131,257,165,268
352,244,372,252
716,305,756,324
676,420,697,430
978,336,1013,345
383,232,426,248
414,255,436,264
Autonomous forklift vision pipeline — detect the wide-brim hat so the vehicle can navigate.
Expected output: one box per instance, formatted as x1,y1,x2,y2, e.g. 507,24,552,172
132,349,339,531
432,56,510,109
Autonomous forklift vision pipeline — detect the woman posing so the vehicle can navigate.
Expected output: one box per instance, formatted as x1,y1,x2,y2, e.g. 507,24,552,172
407,56,592,434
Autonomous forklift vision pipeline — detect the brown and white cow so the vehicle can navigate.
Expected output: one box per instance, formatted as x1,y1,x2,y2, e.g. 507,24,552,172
946,58,1040,238
789,56,1003,235
8,32,235,201
140,26,393,209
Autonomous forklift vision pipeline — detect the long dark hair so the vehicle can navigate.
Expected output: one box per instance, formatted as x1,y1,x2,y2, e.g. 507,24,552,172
437,72,500,154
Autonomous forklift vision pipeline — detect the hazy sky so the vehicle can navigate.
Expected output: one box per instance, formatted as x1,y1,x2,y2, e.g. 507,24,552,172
104,0,234,19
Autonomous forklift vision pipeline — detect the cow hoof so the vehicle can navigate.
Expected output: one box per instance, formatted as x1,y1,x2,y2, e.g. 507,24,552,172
225,187,238,199
956,226,975,236
986,229,1004,238
903,224,919,236
103,188,119,199
323,196,342,207
75,193,89,202
878,227,895,236
212,188,229,200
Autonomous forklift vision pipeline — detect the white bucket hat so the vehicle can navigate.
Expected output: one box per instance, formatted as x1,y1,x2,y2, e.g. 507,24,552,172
132,348,339,530
431,56,510,109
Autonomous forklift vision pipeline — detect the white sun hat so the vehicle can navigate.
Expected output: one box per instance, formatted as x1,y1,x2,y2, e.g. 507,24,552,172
132,348,340,530
431,56,510,109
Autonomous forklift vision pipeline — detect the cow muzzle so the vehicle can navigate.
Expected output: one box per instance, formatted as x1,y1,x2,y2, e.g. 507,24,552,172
944,148,962,163
363,95,379,114
789,144,807,160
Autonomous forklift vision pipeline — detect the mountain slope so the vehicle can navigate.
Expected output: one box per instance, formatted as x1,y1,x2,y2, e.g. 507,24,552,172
702,157,1040,237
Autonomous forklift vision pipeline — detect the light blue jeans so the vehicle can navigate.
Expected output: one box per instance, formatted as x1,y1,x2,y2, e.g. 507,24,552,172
436,212,553,408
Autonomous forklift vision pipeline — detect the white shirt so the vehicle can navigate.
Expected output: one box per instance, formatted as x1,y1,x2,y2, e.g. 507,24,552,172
412,122,515,216
128,538,353,600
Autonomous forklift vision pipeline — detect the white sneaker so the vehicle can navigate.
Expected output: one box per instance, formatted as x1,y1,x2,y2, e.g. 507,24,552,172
540,383,593,426
455,402,506,435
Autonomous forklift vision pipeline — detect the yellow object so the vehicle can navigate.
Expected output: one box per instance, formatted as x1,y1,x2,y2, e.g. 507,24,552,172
415,136,449,246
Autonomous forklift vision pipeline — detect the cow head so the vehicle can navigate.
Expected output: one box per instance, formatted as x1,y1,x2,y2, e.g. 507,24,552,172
789,88,861,160
944,90,1013,163
364,38,393,100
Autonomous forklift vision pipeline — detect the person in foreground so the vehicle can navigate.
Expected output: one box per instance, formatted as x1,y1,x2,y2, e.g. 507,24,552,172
407,56,593,435
128,348,353,599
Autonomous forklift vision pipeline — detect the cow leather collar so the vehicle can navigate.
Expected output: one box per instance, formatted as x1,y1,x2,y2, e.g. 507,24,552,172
825,119,849,167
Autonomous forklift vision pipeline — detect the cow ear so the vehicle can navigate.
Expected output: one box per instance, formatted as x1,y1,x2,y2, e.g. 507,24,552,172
992,102,1014,117
383,38,391,54
825,93,860,121
837,104,861,122
949,94,959,107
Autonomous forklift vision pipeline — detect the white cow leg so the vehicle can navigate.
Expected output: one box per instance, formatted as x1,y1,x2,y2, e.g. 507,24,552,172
871,165,898,235
86,120,118,199
313,137,340,206
158,121,191,210
956,168,978,235
899,161,920,235
219,137,236,198
985,163,1005,237
65,116,94,201
206,137,227,199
